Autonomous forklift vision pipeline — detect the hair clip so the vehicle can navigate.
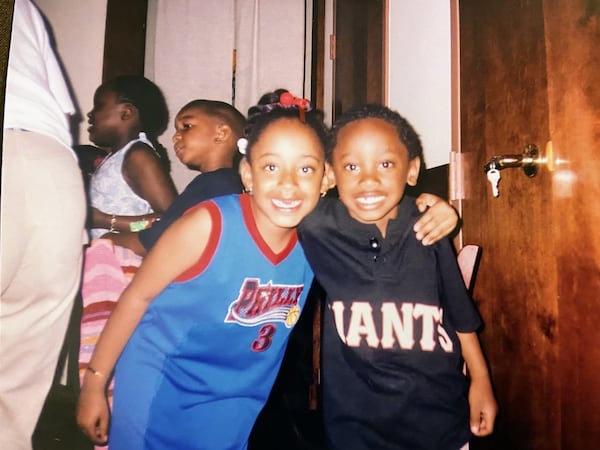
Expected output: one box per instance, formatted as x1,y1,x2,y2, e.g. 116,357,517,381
256,92,312,122
279,92,311,122
237,137,248,155
279,92,295,107
279,92,311,111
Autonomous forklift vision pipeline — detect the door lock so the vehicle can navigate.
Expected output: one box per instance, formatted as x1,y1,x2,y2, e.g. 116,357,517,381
483,144,541,197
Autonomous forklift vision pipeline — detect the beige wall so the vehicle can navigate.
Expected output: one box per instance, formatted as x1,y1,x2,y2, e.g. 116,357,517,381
387,1,451,169
35,0,107,146
147,0,308,190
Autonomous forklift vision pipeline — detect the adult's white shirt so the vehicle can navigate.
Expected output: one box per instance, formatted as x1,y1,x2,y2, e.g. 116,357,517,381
3,0,76,150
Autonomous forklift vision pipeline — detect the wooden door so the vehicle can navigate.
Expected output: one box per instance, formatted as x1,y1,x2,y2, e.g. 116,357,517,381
456,1,600,449
332,0,385,120
102,0,148,81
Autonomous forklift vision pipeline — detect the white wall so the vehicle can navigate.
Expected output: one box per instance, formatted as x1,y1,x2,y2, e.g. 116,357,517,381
35,0,106,146
148,0,308,191
387,1,451,169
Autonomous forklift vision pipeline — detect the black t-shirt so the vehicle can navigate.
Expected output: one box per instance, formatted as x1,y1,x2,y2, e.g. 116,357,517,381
138,168,243,250
298,195,481,450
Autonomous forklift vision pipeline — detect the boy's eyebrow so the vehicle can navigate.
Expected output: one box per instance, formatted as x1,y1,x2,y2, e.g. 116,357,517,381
334,145,402,156
176,112,199,121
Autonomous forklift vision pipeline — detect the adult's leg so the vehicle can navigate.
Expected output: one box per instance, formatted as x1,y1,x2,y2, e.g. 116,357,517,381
0,130,87,450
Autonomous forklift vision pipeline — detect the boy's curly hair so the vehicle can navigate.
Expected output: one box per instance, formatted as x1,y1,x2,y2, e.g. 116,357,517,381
328,103,424,164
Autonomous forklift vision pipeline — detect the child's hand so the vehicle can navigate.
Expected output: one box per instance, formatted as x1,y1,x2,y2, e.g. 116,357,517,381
413,193,460,245
468,375,498,437
76,386,110,444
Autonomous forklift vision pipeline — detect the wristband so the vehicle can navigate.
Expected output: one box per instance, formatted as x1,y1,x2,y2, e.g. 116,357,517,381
130,219,151,232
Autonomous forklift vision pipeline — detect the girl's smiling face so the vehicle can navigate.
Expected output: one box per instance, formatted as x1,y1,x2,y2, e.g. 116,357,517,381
331,117,420,236
240,118,330,237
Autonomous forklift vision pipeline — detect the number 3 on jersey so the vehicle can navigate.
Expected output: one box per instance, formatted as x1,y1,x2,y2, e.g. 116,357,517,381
252,324,276,352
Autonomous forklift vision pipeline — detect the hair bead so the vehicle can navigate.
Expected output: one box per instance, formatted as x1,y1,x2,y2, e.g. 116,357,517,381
237,137,248,155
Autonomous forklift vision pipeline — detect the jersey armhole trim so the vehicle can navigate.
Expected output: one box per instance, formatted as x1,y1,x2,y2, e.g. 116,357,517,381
173,201,222,282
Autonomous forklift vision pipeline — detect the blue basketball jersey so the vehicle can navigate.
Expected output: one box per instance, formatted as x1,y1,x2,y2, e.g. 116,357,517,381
110,194,314,450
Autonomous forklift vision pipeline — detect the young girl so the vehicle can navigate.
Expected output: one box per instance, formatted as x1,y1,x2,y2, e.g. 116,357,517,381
298,104,497,450
87,75,177,238
76,101,332,449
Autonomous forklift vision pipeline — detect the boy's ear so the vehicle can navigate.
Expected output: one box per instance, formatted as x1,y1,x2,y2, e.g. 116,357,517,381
239,157,253,192
215,123,231,144
406,158,421,187
321,162,337,194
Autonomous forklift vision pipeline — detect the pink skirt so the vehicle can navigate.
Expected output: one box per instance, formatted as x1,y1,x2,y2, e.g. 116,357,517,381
78,239,142,449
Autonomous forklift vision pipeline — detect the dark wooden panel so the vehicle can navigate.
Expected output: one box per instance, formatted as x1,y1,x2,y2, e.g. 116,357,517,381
405,164,449,201
334,0,384,119
311,0,325,111
102,0,148,81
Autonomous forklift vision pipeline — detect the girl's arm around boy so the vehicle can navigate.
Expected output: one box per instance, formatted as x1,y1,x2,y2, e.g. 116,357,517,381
414,193,461,245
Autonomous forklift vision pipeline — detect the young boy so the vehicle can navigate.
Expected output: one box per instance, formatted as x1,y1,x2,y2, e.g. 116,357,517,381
104,100,246,255
298,104,498,450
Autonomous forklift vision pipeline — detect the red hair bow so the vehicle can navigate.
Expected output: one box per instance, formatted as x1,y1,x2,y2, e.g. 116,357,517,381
279,92,311,122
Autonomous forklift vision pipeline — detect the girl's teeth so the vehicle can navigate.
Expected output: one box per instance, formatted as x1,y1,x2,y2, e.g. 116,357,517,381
273,199,301,208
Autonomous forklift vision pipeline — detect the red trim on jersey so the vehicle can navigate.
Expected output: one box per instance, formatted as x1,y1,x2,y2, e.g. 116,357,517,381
174,201,222,282
240,193,298,265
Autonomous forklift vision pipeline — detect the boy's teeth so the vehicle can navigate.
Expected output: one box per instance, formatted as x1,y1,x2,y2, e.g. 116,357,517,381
358,196,383,205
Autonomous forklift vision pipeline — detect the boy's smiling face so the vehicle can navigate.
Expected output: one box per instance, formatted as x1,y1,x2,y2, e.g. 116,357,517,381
331,117,420,236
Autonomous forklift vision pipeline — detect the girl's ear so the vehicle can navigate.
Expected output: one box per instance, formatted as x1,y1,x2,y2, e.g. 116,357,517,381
120,103,136,122
406,158,421,187
320,162,337,194
239,157,253,192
